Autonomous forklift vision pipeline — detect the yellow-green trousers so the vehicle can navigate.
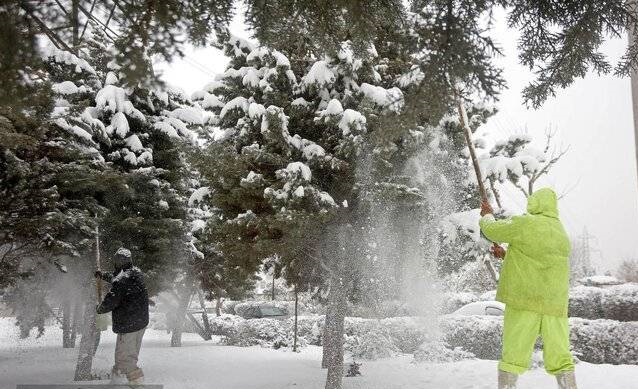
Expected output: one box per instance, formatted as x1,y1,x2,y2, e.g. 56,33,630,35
499,306,575,375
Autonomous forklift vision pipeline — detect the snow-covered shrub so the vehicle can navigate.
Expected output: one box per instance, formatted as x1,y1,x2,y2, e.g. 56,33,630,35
439,292,479,314
569,283,638,321
413,341,475,363
294,315,325,345
343,317,378,336
570,318,638,364
599,283,638,321
224,318,301,349
440,316,503,360
346,328,399,360
569,286,604,319
441,314,638,365
208,314,243,336
379,317,431,353
222,300,239,315
343,316,432,358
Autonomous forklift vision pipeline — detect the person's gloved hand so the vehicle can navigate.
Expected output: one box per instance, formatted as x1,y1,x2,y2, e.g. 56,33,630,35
94,270,102,279
491,244,506,259
480,200,494,217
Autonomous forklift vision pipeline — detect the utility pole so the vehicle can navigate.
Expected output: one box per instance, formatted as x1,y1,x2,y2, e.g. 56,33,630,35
629,0,638,195
579,227,592,271
577,227,598,276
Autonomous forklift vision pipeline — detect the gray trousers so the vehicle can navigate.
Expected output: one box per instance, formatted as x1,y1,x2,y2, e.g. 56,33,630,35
114,328,145,380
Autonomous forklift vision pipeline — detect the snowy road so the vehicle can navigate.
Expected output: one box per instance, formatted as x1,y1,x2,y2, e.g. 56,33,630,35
1,318,636,389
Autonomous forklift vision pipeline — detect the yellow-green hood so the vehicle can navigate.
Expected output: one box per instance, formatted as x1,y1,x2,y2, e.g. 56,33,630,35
527,188,559,218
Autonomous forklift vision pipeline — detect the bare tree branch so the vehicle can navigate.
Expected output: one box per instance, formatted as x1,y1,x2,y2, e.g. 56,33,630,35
20,2,74,52
79,0,98,41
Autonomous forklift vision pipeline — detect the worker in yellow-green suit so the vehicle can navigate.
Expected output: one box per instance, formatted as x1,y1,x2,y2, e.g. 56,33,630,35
479,188,577,389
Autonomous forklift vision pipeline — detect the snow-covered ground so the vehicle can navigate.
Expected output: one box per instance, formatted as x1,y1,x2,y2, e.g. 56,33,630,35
0,317,636,389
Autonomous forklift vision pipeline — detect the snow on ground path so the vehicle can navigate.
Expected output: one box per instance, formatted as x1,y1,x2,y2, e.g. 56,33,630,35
1,317,636,389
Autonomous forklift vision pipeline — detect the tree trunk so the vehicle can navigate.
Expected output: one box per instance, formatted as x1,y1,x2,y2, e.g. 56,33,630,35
62,299,73,348
293,286,299,352
73,295,99,380
196,290,212,340
324,224,349,389
321,307,334,368
171,288,192,347
71,300,82,343
215,294,222,316
324,278,347,389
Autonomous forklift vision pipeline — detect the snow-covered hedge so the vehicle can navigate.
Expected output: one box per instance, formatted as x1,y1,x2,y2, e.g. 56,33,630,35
569,283,638,321
569,286,603,319
443,284,638,321
345,329,399,360
440,316,503,360
295,315,325,345
377,317,432,353
149,311,638,365
342,317,431,359
207,314,243,336
441,315,638,365
223,317,305,350
570,318,638,365
222,300,239,315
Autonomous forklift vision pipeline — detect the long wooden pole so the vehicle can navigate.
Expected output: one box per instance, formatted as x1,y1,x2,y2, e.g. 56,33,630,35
95,221,102,301
456,99,489,201
455,90,499,282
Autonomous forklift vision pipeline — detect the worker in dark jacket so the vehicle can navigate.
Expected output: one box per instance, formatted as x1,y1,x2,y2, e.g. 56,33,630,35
96,247,149,386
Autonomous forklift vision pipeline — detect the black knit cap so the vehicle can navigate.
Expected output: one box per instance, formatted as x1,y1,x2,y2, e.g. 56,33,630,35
114,247,132,268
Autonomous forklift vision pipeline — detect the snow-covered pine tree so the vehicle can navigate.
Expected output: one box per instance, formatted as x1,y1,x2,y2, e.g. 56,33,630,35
186,179,257,303
78,32,197,295
192,32,422,387
192,34,339,293
1,40,116,340
2,28,202,376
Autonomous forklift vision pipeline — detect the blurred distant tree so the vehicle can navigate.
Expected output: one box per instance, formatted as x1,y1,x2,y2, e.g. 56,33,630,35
617,258,638,282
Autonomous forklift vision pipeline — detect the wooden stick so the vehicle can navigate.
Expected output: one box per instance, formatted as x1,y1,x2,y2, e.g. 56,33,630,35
95,221,102,301
456,95,488,202
454,88,499,282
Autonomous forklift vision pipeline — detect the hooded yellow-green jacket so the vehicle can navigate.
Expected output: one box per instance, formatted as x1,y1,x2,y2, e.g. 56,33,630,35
479,188,571,317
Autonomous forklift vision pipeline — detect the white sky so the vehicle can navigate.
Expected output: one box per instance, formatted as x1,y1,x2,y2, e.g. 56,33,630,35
156,9,638,273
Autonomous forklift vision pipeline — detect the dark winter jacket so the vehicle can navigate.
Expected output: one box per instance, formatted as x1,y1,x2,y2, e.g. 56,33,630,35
97,263,149,334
